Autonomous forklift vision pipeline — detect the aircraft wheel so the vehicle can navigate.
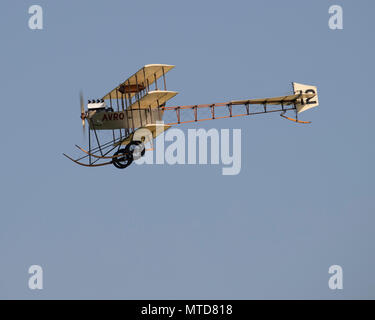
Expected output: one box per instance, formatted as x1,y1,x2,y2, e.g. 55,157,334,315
125,141,145,160
112,148,133,169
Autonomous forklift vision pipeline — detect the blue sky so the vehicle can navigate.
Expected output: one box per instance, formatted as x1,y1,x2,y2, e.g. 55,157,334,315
0,0,374,299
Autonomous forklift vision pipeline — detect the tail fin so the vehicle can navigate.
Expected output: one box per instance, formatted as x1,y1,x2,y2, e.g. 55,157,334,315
293,82,319,113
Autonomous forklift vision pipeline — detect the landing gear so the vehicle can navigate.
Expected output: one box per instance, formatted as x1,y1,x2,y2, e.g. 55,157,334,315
112,149,133,169
112,140,145,169
125,141,145,160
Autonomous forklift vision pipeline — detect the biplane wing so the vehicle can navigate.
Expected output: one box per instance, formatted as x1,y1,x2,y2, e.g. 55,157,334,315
101,64,175,101
128,90,178,109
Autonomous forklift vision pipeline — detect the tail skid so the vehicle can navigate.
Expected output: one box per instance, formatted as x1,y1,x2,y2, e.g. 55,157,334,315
280,112,311,124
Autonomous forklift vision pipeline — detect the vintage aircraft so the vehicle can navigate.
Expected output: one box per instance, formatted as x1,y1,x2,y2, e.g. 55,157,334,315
64,64,319,169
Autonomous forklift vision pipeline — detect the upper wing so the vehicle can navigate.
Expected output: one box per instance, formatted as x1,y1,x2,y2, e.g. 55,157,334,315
101,64,175,101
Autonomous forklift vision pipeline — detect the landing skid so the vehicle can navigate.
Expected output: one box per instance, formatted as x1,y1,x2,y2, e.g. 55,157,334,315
63,153,113,167
75,145,124,160
64,140,146,169
280,112,311,124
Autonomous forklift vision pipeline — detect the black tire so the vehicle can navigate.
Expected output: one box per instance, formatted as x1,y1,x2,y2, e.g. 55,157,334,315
125,141,145,160
112,148,133,169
